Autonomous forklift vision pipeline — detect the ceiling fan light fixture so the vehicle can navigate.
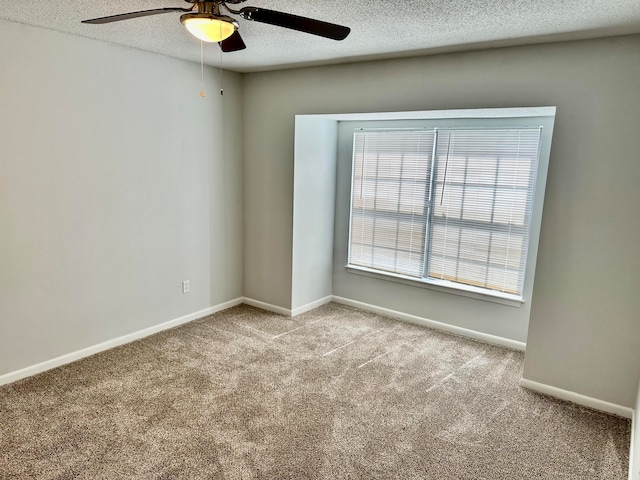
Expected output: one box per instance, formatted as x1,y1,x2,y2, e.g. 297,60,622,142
180,13,237,43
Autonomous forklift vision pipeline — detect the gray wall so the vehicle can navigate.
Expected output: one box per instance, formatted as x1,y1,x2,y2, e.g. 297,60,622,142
0,20,243,376
520,38,640,408
291,118,337,311
243,35,640,407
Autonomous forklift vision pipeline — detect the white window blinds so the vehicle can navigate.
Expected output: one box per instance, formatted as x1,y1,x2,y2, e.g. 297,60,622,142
428,128,541,295
348,126,542,299
350,130,435,277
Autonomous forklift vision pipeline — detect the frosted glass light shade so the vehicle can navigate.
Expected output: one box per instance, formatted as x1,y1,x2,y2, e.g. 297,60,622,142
180,14,236,43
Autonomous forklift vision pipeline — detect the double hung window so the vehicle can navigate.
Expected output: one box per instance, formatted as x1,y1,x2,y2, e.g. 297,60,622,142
348,124,543,301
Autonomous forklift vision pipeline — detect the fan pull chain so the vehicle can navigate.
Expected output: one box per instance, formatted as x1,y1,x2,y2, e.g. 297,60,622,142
219,37,224,96
200,40,206,98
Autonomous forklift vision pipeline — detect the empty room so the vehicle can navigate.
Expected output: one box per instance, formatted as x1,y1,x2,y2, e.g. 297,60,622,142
1,1,639,478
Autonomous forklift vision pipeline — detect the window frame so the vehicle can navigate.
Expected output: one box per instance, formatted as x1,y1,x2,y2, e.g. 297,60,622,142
345,112,555,307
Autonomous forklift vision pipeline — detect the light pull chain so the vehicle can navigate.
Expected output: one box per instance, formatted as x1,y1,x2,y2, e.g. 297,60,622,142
219,35,224,96
219,64,223,95
200,40,206,97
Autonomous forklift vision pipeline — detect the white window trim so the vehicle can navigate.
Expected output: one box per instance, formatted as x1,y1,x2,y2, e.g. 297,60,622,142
343,108,555,306
345,265,524,307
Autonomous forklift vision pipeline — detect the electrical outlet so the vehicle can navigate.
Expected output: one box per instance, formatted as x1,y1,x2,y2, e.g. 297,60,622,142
182,280,190,294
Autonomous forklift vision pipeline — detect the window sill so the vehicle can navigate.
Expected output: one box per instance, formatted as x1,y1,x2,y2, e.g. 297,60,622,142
345,265,524,308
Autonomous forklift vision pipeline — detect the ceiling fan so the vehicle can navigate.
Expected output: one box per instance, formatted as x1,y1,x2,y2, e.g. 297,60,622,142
81,0,351,52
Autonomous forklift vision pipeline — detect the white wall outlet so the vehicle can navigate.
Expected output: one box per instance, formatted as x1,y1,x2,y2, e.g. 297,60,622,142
182,280,190,294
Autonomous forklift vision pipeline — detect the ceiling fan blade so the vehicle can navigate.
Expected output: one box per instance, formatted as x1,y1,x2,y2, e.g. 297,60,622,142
239,7,350,40
81,8,191,25
219,31,247,52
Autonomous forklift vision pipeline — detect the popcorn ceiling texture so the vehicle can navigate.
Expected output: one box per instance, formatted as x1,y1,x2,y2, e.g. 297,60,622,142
0,303,631,479
0,0,639,71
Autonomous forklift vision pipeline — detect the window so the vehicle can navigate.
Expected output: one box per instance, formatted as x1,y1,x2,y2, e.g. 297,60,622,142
348,124,543,301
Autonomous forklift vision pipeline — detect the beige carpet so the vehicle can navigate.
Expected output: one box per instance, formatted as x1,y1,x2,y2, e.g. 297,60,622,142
0,303,631,479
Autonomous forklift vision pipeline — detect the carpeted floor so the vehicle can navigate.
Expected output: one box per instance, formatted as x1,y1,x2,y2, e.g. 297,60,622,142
0,303,631,479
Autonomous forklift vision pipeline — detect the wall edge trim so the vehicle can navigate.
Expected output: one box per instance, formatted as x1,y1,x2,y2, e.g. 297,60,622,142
331,295,526,351
291,296,333,317
519,377,633,419
242,297,292,317
630,407,636,480
0,298,243,387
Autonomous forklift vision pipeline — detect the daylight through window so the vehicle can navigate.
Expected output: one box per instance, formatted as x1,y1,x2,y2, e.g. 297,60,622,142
348,126,542,299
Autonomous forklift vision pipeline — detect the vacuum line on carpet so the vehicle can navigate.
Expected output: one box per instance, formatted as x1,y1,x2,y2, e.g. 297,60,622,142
271,319,326,339
425,353,485,393
357,341,413,369
322,328,386,356
233,321,271,337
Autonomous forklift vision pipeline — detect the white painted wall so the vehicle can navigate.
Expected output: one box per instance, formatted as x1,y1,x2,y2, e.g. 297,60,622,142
291,117,337,311
243,35,640,407
0,20,243,376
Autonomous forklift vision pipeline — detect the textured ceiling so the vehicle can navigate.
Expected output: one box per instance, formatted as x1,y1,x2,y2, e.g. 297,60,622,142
2,0,640,72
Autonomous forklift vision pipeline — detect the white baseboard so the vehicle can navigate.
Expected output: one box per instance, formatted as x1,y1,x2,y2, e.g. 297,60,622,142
291,295,333,317
519,378,633,419
241,296,334,317
331,295,526,351
631,407,637,480
0,297,243,388
242,297,293,316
